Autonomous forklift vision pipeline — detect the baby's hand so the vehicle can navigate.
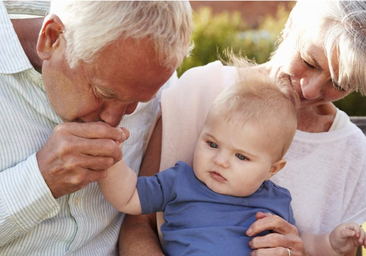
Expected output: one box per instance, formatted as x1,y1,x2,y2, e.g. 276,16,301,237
329,222,366,254
116,127,130,148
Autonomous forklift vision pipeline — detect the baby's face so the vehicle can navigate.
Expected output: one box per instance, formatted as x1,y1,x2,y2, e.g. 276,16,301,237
193,110,277,197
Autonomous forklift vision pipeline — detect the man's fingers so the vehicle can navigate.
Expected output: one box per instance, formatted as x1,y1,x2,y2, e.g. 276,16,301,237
250,247,290,256
57,136,123,161
86,169,109,183
249,233,304,256
43,163,108,198
247,214,298,236
67,154,116,171
37,122,128,199
56,122,125,142
247,213,304,256
256,211,272,219
80,138,122,159
249,233,288,249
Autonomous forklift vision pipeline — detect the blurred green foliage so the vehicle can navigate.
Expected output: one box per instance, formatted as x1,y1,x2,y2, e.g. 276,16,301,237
178,4,365,116
178,8,244,74
178,4,291,76
334,92,366,116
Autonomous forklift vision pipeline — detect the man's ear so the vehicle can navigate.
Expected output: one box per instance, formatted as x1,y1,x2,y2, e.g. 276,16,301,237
265,159,286,180
37,14,65,60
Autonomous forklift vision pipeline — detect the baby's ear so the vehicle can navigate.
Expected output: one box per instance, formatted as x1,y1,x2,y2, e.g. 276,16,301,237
265,159,286,180
37,14,65,60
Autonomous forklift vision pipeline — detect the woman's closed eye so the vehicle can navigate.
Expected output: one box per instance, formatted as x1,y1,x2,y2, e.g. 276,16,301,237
300,56,348,92
302,59,317,70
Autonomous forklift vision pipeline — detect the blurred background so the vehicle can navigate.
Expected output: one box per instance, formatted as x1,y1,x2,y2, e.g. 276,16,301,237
182,1,366,116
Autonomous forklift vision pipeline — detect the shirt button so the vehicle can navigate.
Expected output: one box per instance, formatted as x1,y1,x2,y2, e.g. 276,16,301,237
74,197,80,206
40,214,47,221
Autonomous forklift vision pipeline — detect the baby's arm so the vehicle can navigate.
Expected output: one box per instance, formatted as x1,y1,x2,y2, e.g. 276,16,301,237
98,157,142,215
329,222,366,255
302,222,366,256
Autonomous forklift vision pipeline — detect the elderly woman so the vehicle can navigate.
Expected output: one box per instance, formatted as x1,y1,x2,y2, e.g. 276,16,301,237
119,1,366,255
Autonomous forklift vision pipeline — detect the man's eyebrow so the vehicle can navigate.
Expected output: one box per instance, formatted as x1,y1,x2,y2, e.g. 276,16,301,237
95,85,118,99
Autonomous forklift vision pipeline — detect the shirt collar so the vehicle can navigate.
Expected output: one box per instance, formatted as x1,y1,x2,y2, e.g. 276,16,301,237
5,1,50,17
0,1,33,74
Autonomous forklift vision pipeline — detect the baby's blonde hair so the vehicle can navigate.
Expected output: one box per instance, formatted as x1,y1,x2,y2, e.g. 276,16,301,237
211,62,299,160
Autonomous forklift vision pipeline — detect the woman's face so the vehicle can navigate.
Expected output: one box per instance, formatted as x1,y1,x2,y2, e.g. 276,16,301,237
272,26,351,108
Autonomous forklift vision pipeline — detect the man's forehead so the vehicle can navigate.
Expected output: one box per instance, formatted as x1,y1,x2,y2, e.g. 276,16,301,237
84,38,175,103
94,82,159,103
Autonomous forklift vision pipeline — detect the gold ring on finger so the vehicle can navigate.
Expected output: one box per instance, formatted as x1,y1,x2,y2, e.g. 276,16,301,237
286,248,291,256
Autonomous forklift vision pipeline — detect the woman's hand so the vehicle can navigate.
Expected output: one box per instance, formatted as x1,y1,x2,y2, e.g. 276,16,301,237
247,212,305,256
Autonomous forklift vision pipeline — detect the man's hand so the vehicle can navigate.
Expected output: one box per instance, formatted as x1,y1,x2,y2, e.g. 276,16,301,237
247,212,305,256
36,122,128,198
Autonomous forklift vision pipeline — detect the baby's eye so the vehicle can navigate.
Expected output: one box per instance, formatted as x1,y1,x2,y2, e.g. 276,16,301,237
208,142,218,148
235,153,246,161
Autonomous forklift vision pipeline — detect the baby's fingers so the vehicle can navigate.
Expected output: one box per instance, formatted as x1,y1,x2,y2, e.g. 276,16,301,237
344,222,364,238
359,228,366,246
342,228,356,239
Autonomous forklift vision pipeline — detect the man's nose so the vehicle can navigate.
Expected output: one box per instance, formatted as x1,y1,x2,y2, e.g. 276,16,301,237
100,102,138,127
125,102,138,115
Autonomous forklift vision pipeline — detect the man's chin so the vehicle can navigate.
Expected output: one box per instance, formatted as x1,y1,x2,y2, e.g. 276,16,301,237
74,118,85,123
61,118,84,123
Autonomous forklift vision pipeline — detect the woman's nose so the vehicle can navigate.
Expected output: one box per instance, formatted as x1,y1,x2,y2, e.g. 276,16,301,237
300,74,330,99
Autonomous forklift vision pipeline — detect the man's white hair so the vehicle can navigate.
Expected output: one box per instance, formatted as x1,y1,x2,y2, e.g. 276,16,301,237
50,1,193,69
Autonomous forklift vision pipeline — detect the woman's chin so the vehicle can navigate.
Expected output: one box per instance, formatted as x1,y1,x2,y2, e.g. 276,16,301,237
299,98,324,108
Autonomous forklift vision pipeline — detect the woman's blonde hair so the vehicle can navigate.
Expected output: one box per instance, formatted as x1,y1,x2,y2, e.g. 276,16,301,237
276,0,366,95
50,1,193,69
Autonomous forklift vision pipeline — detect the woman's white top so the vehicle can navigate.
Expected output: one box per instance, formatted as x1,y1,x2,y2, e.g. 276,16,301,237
159,61,366,238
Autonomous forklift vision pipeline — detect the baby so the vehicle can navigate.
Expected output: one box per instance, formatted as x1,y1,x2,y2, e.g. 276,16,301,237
99,70,366,255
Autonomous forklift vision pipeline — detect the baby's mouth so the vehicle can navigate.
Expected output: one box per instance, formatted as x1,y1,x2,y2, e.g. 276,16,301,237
209,171,226,182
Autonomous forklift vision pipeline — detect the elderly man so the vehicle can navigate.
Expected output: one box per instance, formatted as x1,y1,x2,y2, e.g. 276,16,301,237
0,1,192,255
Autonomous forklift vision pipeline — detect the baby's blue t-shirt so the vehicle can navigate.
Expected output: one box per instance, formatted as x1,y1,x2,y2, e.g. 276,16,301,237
137,161,295,256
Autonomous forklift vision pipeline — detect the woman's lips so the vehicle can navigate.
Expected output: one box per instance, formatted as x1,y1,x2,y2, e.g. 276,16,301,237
209,171,226,182
283,74,322,106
